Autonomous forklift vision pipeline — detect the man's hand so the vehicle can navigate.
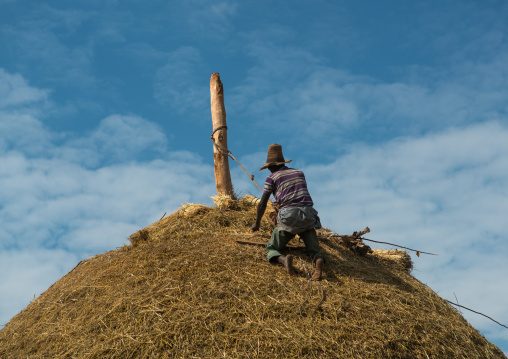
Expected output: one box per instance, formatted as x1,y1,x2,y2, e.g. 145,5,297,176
252,193,270,232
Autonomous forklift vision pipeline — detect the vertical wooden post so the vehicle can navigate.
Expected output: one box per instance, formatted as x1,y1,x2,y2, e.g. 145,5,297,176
210,73,234,197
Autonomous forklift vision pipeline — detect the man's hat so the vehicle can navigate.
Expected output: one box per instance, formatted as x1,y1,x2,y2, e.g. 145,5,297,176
259,143,292,170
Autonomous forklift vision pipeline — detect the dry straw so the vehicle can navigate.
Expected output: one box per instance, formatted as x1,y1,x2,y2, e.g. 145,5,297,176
0,196,505,358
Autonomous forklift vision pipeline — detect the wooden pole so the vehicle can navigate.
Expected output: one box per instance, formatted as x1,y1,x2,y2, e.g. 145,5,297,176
210,73,234,197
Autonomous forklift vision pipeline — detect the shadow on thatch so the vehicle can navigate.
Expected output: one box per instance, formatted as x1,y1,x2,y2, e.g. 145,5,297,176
0,195,505,358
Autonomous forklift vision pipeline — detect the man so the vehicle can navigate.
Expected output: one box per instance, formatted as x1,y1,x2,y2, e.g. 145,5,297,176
251,144,325,281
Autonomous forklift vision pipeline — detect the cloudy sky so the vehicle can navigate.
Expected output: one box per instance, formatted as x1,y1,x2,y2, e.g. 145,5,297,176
1,0,507,353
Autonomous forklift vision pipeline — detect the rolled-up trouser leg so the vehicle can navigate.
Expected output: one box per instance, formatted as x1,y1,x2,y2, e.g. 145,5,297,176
300,229,324,264
265,228,296,263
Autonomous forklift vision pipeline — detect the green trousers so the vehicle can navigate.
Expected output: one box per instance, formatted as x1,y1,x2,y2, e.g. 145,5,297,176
265,227,324,264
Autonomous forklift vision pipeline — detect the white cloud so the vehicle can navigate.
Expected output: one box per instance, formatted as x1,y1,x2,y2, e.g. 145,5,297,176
234,60,508,145
307,121,508,242
1,6,95,87
0,113,55,154
0,249,79,327
154,46,209,116
61,114,169,167
0,69,49,109
0,152,214,248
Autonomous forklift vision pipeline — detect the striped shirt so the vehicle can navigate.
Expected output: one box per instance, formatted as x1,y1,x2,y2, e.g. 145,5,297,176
263,167,314,208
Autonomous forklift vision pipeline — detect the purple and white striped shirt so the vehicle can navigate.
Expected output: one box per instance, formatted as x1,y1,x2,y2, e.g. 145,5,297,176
263,167,314,209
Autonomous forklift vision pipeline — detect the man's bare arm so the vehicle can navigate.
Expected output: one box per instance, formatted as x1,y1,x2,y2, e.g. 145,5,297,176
251,192,270,231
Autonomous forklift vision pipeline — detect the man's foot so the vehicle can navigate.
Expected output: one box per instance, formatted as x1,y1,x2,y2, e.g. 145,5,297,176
278,255,296,276
310,258,324,281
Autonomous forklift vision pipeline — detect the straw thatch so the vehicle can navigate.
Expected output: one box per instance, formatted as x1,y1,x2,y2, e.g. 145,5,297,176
0,196,505,358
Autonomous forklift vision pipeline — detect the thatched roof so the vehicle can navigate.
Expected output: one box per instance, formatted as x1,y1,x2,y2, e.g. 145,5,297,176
0,196,505,358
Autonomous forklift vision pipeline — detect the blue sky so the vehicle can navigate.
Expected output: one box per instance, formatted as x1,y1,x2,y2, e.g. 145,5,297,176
1,0,507,353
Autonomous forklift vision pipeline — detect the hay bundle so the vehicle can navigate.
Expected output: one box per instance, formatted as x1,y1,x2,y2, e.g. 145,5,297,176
0,196,505,358
240,194,275,210
177,203,210,218
127,228,150,247
372,249,413,271
211,195,239,210
240,194,263,207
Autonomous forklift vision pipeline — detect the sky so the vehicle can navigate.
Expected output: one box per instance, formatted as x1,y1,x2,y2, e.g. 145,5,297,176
1,0,507,353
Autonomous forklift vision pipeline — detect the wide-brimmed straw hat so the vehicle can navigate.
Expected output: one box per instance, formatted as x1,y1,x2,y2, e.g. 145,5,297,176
259,143,292,170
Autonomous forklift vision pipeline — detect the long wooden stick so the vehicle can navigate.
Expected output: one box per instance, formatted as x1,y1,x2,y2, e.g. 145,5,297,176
210,73,234,197
446,301,508,329
328,233,437,256
362,237,438,256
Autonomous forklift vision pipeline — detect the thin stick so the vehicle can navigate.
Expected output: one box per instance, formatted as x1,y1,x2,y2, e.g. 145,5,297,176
362,237,438,256
446,300,508,329
228,151,263,192
328,233,437,255
236,239,303,249
453,293,462,314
